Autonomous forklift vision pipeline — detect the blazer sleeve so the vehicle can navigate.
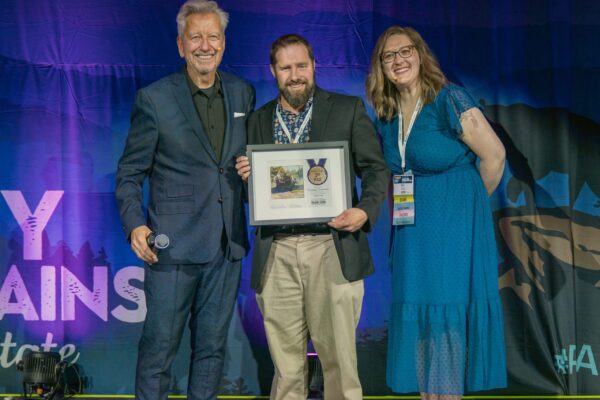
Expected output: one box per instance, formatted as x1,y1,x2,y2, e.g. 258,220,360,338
350,98,390,232
115,89,159,240
241,84,256,203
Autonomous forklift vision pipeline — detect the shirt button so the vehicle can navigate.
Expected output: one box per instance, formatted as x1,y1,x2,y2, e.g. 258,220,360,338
218,196,223,203
219,168,224,174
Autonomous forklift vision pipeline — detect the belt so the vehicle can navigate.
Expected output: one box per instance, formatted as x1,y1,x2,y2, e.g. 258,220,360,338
395,163,476,177
272,223,330,235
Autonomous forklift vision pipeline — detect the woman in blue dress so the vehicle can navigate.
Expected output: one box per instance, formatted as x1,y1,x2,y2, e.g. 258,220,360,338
366,26,507,400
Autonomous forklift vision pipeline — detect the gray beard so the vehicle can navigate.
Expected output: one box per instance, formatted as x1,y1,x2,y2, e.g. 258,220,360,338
280,83,315,109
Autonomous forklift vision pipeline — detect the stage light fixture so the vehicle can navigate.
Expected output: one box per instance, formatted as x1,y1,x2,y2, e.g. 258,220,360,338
16,350,81,399
17,350,62,398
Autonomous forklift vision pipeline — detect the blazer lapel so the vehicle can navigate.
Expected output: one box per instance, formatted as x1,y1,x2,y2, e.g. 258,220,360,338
171,72,218,163
220,73,235,162
309,87,332,143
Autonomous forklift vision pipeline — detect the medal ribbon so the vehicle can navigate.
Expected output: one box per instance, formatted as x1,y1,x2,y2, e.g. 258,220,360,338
307,158,326,168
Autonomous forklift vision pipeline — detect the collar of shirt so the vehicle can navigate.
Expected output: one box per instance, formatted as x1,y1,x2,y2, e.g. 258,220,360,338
273,95,314,144
183,67,223,98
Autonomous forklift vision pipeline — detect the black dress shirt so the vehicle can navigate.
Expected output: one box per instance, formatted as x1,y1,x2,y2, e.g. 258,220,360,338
184,69,226,161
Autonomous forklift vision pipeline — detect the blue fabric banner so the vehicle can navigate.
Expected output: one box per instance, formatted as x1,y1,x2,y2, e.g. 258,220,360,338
1,0,599,395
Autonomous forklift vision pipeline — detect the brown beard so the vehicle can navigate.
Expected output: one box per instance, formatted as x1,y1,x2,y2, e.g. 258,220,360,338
280,80,315,109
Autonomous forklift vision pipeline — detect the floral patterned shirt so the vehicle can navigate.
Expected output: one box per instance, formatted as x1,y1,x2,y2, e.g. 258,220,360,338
272,96,314,144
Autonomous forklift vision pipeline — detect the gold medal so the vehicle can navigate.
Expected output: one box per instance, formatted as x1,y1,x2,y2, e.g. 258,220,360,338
307,165,327,185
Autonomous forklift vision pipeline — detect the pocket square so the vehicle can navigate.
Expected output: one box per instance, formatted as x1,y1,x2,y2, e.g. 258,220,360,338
234,112,246,118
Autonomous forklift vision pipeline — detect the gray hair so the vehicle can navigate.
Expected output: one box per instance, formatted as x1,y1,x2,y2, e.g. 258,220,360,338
176,0,229,36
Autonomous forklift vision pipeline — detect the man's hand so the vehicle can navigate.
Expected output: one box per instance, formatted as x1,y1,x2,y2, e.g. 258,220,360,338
130,225,158,264
235,155,251,182
328,208,368,232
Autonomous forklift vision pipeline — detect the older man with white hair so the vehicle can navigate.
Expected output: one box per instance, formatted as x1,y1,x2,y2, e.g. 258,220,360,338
115,1,254,399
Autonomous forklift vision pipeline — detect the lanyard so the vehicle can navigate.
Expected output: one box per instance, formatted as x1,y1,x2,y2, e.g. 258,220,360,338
397,97,422,172
276,103,313,144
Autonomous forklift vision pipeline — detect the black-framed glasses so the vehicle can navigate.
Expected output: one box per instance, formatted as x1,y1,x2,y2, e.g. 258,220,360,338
380,45,415,64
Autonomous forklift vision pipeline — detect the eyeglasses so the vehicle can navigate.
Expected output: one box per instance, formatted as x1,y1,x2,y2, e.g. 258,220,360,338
380,45,415,64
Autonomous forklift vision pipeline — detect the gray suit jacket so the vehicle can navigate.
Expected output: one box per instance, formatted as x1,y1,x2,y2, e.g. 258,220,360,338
116,70,255,264
249,87,390,291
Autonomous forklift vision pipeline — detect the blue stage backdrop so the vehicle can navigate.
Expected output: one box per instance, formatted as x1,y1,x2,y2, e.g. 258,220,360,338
1,0,599,396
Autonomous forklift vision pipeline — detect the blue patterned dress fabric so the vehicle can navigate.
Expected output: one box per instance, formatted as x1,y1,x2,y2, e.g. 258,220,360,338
376,84,507,395
273,96,313,144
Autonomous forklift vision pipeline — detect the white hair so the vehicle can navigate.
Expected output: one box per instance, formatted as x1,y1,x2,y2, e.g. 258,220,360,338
176,0,229,36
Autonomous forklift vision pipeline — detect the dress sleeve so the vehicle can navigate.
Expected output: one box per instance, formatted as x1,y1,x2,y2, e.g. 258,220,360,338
442,84,483,136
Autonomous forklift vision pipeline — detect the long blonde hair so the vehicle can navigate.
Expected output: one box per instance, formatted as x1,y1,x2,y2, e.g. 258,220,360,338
366,26,447,121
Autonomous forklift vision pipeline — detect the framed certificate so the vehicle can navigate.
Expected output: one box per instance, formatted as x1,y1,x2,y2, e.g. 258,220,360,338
247,141,352,226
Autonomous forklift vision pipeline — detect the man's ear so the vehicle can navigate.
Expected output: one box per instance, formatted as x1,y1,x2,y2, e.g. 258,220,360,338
270,64,276,78
176,36,184,58
219,35,226,52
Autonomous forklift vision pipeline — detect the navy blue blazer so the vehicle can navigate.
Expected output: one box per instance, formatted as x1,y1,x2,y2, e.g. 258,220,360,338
116,70,255,264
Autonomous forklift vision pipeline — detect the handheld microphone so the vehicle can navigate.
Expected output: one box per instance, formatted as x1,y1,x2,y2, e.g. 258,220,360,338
147,232,170,250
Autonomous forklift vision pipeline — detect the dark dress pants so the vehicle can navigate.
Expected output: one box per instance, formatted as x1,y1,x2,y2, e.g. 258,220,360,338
135,250,240,400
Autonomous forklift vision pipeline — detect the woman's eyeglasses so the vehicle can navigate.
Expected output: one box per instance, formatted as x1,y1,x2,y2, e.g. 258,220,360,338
381,45,415,64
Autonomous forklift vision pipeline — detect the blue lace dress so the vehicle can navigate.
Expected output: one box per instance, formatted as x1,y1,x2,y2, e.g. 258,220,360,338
376,84,507,395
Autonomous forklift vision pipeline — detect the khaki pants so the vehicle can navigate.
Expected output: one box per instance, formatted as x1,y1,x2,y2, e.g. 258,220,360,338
256,234,364,400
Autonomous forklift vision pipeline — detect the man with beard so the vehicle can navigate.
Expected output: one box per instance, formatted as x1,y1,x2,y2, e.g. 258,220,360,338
235,34,389,400
115,1,254,399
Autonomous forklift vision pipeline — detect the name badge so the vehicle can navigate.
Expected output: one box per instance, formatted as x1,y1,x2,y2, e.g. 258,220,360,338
393,172,415,225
